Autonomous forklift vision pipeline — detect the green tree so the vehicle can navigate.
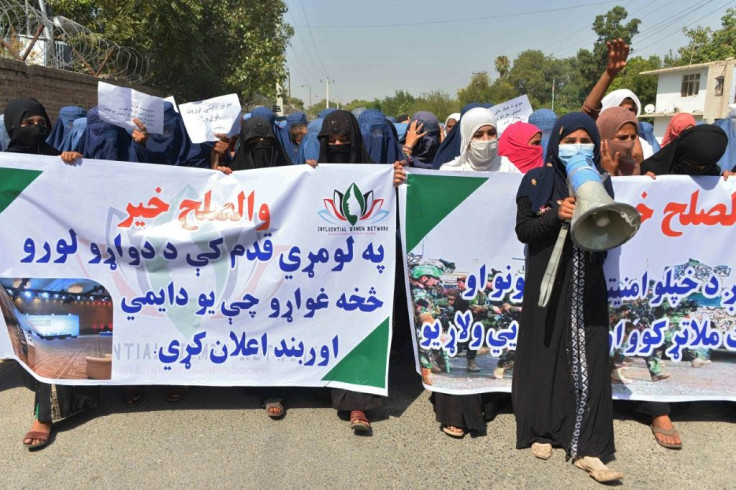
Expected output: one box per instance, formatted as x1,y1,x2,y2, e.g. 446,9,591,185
673,8,736,65
374,90,416,117
494,56,510,79
47,1,293,103
577,6,640,92
457,72,494,105
607,55,662,107
411,90,460,119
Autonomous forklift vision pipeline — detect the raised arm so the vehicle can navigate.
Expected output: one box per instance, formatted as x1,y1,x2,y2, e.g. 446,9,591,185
581,39,629,121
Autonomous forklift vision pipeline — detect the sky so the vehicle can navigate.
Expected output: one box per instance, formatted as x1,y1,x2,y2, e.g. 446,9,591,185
284,0,734,105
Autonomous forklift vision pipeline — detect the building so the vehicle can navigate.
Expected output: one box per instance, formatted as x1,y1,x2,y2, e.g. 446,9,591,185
640,58,736,141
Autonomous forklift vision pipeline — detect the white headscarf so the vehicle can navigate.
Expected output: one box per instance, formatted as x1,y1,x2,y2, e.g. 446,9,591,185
601,89,642,117
444,113,460,127
440,107,518,173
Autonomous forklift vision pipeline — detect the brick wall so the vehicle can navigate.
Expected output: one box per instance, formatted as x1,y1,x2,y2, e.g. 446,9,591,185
0,57,161,124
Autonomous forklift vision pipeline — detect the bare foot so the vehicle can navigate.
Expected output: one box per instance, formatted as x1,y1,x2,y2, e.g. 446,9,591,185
652,414,682,447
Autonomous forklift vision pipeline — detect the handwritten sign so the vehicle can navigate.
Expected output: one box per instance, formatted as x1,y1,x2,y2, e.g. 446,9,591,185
97,81,165,134
491,94,533,134
179,94,242,144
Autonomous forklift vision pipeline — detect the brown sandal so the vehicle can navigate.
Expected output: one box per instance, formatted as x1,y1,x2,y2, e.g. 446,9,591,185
23,430,51,451
349,410,371,433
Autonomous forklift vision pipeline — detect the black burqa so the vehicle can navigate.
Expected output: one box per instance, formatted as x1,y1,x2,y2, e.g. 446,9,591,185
3,99,99,424
641,125,727,176
3,98,59,155
227,116,290,170
316,111,379,411
317,110,373,164
513,112,615,461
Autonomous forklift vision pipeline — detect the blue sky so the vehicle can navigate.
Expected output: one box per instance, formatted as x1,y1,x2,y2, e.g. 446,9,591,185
284,0,733,105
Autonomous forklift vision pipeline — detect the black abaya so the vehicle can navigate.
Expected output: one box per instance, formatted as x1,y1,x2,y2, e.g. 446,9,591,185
512,196,615,461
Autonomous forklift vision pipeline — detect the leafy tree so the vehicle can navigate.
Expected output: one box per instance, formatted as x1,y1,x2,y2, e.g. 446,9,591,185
673,8,736,65
457,72,494,105
578,6,640,92
412,90,460,119
47,1,292,103
494,56,510,79
607,55,662,106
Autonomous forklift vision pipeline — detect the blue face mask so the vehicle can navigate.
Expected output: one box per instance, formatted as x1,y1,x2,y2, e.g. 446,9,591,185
558,143,595,165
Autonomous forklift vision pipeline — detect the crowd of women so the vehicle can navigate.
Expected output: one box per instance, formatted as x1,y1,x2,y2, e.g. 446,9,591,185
3,38,736,484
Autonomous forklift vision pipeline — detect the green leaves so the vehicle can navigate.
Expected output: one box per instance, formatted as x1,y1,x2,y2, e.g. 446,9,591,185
47,0,292,103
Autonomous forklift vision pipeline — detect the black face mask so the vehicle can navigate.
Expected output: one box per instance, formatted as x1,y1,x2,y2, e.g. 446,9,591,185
677,160,719,176
11,125,47,149
326,143,351,163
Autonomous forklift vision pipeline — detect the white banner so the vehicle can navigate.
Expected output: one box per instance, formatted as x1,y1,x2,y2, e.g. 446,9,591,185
0,155,395,395
399,169,736,401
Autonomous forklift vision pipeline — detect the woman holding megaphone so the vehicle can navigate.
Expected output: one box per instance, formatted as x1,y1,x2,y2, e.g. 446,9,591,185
512,113,624,483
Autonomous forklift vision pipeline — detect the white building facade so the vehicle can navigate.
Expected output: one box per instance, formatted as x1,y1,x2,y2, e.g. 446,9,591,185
640,59,736,141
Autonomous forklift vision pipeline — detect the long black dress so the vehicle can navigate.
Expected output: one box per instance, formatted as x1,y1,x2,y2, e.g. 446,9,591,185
318,110,383,413
4,97,100,424
512,112,615,461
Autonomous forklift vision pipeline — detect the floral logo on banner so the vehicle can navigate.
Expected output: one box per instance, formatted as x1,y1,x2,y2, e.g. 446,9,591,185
319,183,389,226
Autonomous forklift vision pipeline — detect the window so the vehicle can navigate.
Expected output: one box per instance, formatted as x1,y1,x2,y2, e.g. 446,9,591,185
681,73,700,97
715,76,724,96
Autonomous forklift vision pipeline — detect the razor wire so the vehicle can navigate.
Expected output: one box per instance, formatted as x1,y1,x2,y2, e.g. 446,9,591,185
0,0,150,82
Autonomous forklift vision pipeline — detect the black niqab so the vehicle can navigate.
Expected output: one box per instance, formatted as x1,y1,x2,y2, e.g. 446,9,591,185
228,116,289,170
640,125,726,176
317,110,372,164
3,98,59,155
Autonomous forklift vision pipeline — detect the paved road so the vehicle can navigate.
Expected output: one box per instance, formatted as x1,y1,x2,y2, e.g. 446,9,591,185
0,357,734,488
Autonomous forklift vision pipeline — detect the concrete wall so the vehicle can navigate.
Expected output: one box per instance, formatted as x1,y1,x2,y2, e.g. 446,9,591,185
654,68,708,116
0,57,160,124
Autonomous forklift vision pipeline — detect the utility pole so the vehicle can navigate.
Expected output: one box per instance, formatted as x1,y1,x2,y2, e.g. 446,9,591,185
321,77,334,109
286,71,291,101
301,84,312,110
275,80,284,116
551,78,556,112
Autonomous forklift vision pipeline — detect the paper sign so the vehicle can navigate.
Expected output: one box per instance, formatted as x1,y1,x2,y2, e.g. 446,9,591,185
97,81,165,134
491,94,534,134
179,94,242,144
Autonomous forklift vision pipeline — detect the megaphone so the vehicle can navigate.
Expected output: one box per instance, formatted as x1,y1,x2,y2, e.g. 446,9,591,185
567,156,641,252
537,155,641,307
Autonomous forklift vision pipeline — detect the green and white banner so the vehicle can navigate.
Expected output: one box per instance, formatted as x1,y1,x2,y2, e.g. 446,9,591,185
0,154,395,395
399,169,736,402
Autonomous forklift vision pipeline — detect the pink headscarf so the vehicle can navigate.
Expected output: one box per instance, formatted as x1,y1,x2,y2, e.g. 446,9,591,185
662,113,696,147
497,121,543,173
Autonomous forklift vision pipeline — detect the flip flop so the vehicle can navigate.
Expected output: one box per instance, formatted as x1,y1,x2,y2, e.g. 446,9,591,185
349,410,371,433
166,387,189,403
24,430,51,452
441,425,466,438
264,401,285,419
651,424,682,449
